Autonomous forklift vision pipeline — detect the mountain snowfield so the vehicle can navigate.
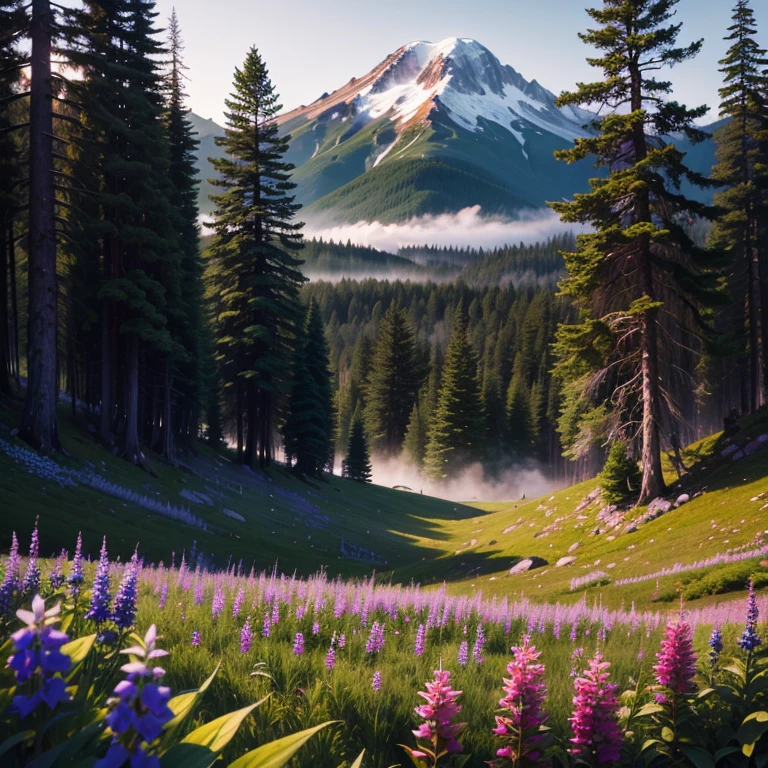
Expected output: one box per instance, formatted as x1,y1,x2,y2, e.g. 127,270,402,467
192,37,718,225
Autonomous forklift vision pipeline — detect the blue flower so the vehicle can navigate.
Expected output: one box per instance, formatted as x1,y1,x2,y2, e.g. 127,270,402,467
86,537,111,625
112,551,140,630
8,595,71,718
738,580,762,652
21,520,41,596
708,626,723,665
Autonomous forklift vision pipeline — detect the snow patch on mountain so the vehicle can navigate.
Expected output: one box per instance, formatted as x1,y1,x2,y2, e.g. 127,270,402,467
348,38,593,145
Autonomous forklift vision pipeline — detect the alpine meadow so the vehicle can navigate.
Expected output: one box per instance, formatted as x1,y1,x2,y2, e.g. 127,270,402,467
4,0,768,766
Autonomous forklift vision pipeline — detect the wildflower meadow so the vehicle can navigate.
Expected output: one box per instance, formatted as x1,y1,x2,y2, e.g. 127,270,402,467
0,523,767,767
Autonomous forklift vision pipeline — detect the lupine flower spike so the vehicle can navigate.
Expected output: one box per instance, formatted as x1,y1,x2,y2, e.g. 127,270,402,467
654,616,697,698
737,579,761,653
86,537,111,624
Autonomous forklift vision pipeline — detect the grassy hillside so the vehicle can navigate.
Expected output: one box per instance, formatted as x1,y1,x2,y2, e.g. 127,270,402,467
1,397,766,612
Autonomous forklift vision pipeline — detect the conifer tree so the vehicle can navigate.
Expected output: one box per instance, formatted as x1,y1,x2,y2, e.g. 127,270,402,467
424,305,485,480
363,302,419,455
505,354,533,460
0,0,26,396
162,9,205,456
205,47,304,468
599,439,642,504
63,0,184,466
403,400,428,468
551,0,722,503
18,0,61,453
710,0,768,411
283,300,334,476
343,411,371,483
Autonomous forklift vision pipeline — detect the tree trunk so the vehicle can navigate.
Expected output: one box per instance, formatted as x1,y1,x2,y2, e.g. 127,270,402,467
0,224,10,395
9,223,20,384
19,0,60,453
160,358,174,461
236,376,244,462
245,379,258,469
122,334,142,464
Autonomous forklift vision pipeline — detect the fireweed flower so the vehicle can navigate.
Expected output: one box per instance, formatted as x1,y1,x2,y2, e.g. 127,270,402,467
312,621,320,635
492,635,550,767
366,621,385,654
22,521,41,596
158,582,168,609
654,617,697,696
458,640,468,666
0,532,21,616
262,611,271,637
738,579,761,653
232,587,245,618
211,587,225,619
293,632,305,656
372,671,382,691
241,617,253,654
568,651,623,766
191,630,201,647
473,624,485,664
338,633,346,649
325,645,335,669
86,537,111,625
415,624,426,656
112,551,140,631
405,669,466,767
708,626,723,666
98,624,172,768
8,595,71,718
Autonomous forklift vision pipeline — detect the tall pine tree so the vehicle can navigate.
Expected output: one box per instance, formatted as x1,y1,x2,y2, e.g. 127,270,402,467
424,305,485,481
283,299,334,476
205,47,304,468
363,302,419,455
710,0,768,412
343,410,371,483
550,0,722,503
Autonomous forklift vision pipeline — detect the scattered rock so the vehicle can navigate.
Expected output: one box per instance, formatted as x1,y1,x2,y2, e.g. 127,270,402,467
568,542,581,553
575,488,601,513
622,522,637,535
744,435,768,455
556,556,577,567
509,556,548,575
732,450,745,461
675,493,690,507
502,524,519,534
222,508,245,523
721,444,738,457
606,535,616,542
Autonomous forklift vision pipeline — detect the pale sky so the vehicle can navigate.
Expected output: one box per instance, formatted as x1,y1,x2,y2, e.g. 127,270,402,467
153,0,753,126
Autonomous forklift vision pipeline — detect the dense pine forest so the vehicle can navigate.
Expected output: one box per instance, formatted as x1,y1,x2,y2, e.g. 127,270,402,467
1,0,767,504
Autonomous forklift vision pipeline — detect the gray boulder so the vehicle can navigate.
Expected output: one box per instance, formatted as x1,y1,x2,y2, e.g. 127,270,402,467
568,541,581,553
509,557,548,575
675,493,690,507
556,555,577,567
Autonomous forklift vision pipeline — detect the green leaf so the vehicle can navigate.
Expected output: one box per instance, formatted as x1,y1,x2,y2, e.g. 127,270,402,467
636,702,665,717
62,633,96,667
27,722,104,768
180,698,267,752
713,746,742,764
163,662,221,736
738,710,768,751
350,749,365,768
228,721,337,768
679,745,715,768
661,726,675,743
0,730,34,758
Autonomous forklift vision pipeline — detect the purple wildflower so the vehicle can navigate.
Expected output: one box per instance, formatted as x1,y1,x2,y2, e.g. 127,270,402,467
293,632,305,656
338,633,346,649
21,521,41,596
48,549,67,590
491,635,550,767
372,671,381,691
211,586,225,619
262,610,271,637
405,669,466,766
708,626,723,666
415,624,426,656
99,624,172,767
0,532,21,615
68,532,84,598
232,587,245,618
654,617,697,696
738,579,761,652
312,621,320,635
8,595,71,718
473,624,485,664
568,651,623,765
85,537,111,625
458,640,468,666
365,621,385,654
158,582,168,609
112,551,140,631
240,617,252,654
191,630,201,647
325,645,335,669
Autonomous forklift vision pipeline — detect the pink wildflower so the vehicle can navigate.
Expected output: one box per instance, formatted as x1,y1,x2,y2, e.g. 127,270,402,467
653,618,697,696
491,635,550,767
569,651,623,765
404,669,466,766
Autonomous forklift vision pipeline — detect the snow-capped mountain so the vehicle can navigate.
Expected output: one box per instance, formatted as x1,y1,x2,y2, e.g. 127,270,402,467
192,38,718,223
